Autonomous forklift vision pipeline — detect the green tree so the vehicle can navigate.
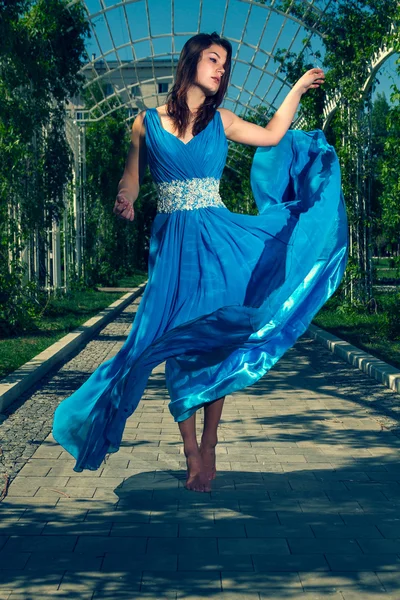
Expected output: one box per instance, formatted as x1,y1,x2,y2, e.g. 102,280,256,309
274,0,400,304
0,0,89,333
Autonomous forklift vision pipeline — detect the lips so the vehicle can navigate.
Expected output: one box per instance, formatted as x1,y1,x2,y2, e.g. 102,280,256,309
211,77,220,84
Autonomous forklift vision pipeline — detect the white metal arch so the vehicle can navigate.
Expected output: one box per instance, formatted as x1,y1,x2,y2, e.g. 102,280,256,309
65,0,334,125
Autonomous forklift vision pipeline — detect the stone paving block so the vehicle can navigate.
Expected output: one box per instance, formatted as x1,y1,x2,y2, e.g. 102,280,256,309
9,593,93,599
252,553,330,572
34,486,96,498
287,537,362,554
4,534,77,553
218,537,290,555
75,535,147,554
179,523,247,538
141,570,221,594
356,537,400,554
22,507,88,522
17,465,51,477
239,499,303,512
367,472,400,482
288,480,348,491
178,553,254,571
325,553,400,572
341,592,398,600
339,512,399,526
221,571,302,593
326,489,392,503
86,508,151,523
66,476,123,488
298,569,386,594
42,520,112,536
0,551,30,570
244,523,314,538
93,593,171,600
0,521,45,537
0,570,63,593
6,483,40,497
25,552,102,571
101,457,130,468
183,594,259,600
46,465,83,477
30,446,63,459
50,495,104,506
357,500,400,514
310,524,384,539
298,500,364,513
102,553,177,571
375,571,400,594
147,537,217,555
260,593,343,600
3,496,57,509
100,467,144,477
374,523,400,538
110,523,178,537
59,570,142,594
151,507,214,522
92,489,120,502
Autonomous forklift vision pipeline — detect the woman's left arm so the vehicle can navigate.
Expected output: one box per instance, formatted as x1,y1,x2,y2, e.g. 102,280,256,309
221,68,325,147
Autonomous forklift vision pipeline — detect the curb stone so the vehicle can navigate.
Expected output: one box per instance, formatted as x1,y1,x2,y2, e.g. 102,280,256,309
0,283,146,413
308,323,400,394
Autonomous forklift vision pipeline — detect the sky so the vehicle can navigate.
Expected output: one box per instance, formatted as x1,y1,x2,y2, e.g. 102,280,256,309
82,0,399,112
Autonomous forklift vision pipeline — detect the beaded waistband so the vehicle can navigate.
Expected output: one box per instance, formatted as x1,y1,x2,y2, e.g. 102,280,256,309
155,177,226,213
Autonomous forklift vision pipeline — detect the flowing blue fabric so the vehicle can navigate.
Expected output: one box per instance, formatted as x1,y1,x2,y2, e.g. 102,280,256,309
53,108,348,472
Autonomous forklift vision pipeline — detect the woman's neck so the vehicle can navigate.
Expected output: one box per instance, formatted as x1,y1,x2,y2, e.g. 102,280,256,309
185,85,206,113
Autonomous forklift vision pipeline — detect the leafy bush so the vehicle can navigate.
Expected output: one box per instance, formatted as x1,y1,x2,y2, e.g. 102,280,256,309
0,272,41,336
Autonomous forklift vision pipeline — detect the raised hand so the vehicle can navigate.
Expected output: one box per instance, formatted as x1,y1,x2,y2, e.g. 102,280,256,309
113,192,135,222
293,68,325,94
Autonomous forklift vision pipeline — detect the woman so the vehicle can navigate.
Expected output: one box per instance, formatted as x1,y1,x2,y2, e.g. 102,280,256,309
53,32,348,492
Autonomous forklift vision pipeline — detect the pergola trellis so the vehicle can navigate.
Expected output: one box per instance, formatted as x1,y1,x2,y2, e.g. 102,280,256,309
37,0,394,291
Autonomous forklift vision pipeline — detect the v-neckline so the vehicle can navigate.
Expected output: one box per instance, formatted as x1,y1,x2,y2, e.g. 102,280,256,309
153,108,215,146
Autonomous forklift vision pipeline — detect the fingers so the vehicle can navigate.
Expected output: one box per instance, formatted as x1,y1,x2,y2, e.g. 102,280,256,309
113,195,135,221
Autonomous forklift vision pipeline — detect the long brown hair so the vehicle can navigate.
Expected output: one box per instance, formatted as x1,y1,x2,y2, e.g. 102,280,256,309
166,32,232,138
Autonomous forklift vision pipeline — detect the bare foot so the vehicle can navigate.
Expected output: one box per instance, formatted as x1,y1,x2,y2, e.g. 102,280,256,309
185,451,211,492
199,442,217,481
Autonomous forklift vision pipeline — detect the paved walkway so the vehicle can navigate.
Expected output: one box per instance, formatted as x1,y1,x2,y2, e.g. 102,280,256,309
1,295,400,599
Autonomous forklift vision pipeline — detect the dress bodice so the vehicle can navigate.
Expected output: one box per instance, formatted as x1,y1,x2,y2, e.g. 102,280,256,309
144,108,228,213
144,108,228,183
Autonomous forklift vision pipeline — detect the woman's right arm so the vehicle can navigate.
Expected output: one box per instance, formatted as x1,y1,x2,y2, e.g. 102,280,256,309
114,111,148,220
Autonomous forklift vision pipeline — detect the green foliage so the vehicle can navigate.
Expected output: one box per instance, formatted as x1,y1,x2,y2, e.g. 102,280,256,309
0,267,41,336
0,0,90,333
274,0,400,305
379,81,400,244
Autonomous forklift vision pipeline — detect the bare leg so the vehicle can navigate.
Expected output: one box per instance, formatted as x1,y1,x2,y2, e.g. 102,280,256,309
178,411,211,492
200,396,225,480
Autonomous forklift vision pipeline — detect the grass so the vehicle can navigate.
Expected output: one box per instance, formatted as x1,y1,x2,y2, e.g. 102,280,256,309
312,290,400,370
0,271,148,380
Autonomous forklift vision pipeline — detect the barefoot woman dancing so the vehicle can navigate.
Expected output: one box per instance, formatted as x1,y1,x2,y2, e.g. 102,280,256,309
53,32,348,492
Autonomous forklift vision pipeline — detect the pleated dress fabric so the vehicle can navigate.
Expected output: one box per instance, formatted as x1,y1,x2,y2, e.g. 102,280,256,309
52,108,349,472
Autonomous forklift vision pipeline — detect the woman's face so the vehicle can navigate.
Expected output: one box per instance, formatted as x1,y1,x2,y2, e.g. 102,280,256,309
194,43,227,96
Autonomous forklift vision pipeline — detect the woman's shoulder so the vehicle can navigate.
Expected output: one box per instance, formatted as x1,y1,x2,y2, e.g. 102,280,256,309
131,109,151,138
216,108,235,132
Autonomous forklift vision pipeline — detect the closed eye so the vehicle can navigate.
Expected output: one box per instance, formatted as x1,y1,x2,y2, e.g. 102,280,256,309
210,57,217,62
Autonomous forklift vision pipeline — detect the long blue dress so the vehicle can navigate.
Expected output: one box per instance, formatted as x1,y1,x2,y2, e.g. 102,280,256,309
53,107,348,472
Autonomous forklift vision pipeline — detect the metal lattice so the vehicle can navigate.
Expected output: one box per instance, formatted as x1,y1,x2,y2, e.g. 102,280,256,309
65,0,334,124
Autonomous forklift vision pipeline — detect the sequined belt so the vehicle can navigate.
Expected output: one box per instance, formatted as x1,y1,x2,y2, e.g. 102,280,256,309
155,177,226,213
